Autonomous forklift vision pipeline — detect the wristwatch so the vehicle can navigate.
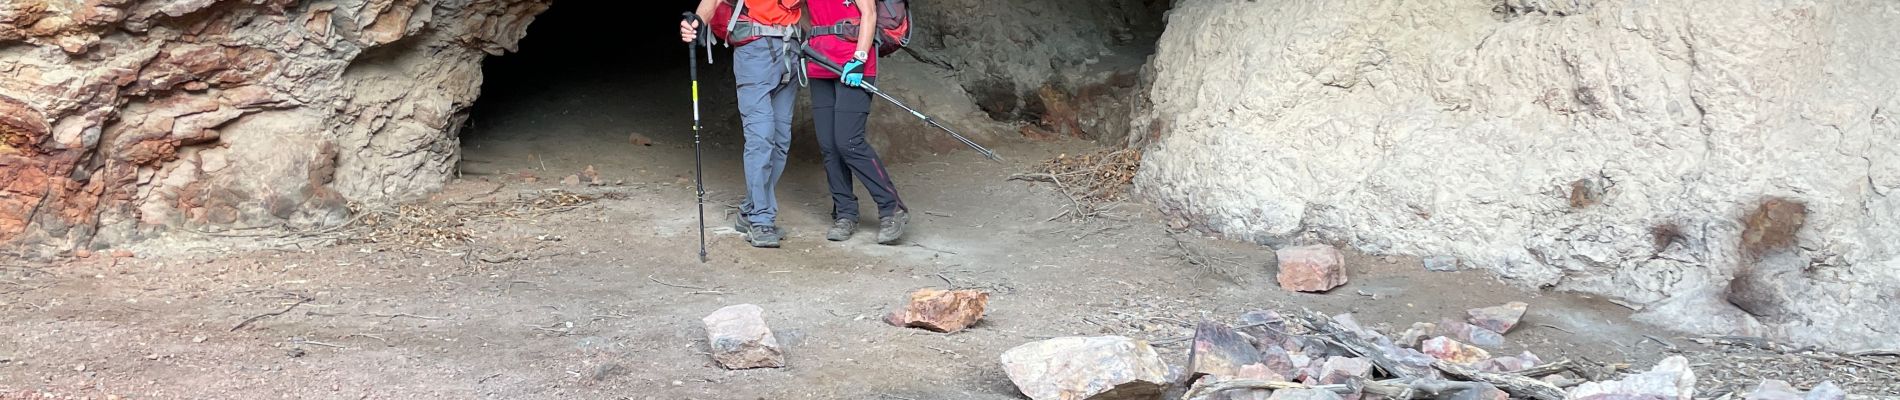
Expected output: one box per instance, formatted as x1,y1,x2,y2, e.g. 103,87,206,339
853,50,870,62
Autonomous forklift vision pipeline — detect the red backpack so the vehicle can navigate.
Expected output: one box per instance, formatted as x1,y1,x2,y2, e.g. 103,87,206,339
711,0,803,46
811,0,912,57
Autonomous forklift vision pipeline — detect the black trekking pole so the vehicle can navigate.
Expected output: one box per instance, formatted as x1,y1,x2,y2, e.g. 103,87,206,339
798,45,1003,162
684,12,710,263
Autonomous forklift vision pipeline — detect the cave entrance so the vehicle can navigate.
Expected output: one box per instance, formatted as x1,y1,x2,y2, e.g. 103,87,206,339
462,2,737,184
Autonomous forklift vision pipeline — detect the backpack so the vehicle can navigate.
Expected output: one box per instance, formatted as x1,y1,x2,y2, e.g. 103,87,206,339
711,0,803,46
811,0,912,57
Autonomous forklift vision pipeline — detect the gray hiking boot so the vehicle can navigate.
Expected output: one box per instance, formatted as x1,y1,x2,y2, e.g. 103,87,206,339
876,210,909,245
826,218,857,242
749,225,782,248
735,214,780,248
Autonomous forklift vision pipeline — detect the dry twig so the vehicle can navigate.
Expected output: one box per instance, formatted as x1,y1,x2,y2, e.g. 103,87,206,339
231,294,314,332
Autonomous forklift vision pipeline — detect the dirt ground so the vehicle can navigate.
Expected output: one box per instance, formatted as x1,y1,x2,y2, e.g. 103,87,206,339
5,33,1897,400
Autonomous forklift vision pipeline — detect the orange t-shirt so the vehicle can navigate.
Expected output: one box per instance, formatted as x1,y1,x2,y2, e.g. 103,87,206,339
739,0,801,27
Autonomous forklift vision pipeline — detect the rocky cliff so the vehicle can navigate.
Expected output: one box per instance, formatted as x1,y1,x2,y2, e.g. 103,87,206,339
1134,0,1899,350
1,0,549,255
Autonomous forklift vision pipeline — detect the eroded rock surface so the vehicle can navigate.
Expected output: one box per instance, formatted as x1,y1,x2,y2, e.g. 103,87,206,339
1135,0,1900,350
1,0,548,255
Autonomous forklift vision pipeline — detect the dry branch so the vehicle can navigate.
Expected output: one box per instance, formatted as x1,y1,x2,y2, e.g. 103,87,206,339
231,294,314,332
1432,361,1567,400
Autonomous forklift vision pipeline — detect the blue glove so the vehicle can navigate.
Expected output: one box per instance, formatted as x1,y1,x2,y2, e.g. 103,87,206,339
841,58,866,87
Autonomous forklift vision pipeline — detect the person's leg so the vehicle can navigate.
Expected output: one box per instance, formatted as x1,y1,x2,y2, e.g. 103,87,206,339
810,79,859,221
731,39,784,244
762,41,797,227
834,78,905,218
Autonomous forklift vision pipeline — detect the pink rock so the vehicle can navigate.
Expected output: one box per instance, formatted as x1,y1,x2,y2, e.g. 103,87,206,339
1314,356,1373,385
701,304,785,369
1189,321,1263,381
1000,336,1169,400
1419,336,1490,364
1276,245,1348,292
1467,302,1529,333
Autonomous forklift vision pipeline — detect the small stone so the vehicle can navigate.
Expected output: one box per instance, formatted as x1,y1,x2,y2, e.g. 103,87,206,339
110,249,134,258
1439,319,1505,348
74,364,86,372
628,132,654,146
1397,322,1437,348
1420,336,1490,364
1257,342,1302,379
191,336,207,343
1422,255,1460,272
1000,336,1169,400
73,249,93,258
1312,356,1372,385
1188,321,1262,381
886,289,990,333
1466,302,1528,333
1745,379,1801,400
1568,355,1695,400
1275,245,1348,292
1805,381,1845,400
1267,388,1344,400
701,304,785,370
560,174,581,186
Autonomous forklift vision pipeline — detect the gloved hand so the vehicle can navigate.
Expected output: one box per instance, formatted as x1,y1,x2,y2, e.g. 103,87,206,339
841,58,866,87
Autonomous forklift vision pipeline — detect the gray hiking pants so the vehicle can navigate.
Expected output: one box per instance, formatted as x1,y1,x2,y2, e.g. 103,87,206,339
733,37,798,228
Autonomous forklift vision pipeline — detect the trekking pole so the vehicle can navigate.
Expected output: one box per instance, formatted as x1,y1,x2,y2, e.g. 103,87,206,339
684,12,710,263
799,45,1003,162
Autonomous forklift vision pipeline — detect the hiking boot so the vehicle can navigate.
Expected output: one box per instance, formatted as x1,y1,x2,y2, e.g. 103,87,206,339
826,218,857,242
876,210,909,245
748,225,782,248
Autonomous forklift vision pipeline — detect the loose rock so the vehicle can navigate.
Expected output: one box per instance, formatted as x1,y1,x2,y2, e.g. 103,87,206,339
701,304,785,370
1440,319,1505,348
1420,336,1491,364
1805,381,1845,400
1310,356,1372,385
885,289,990,333
1397,322,1437,348
1568,355,1695,400
1422,255,1460,272
1747,379,1802,400
1000,336,1169,400
1275,245,1348,292
1466,302,1529,334
1189,321,1263,381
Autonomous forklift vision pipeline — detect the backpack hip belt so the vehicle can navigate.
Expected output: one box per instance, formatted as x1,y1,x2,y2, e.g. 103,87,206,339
727,21,801,45
807,22,861,38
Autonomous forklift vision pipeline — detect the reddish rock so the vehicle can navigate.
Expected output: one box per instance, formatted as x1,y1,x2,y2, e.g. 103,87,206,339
1276,245,1348,292
1466,302,1528,334
72,249,92,258
701,304,784,369
1188,321,1262,381
559,174,581,186
1420,336,1490,364
886,289,989,333
1479,351,1542,373
628,132,653,146
1000,336,1169,400
109,249,134,258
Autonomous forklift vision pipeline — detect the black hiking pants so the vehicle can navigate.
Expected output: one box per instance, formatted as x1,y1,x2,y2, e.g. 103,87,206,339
811,77,905,221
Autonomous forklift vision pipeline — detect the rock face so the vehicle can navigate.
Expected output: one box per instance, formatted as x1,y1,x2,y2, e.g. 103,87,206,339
702,304,785,370
1276,244,1348,292
1000,336,1169,400
0,0,548,255
886,288,989,333
1134,0,1900,351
